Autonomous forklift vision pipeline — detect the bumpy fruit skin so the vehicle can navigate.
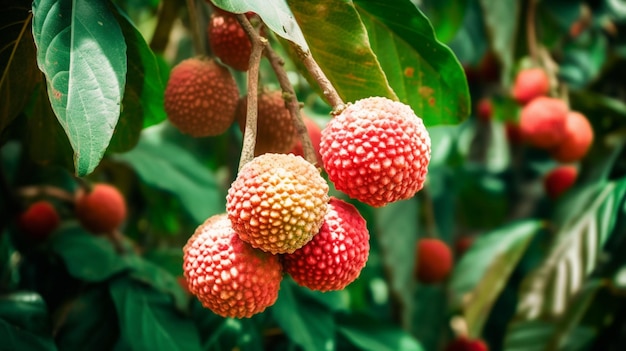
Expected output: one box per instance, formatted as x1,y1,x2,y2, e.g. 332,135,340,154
320,97,431,207
18,201,60,240
283,197,369,291
445,337,489,351
415,238,453,284
75,184,127,234
544,165,577,200
236,91,297,156
512,68,550,105
550,111,594,162
226,153,329,254
183,214,282,318
290,117,323,166
519,97,568,149
164,58,239,137
208,12,251,71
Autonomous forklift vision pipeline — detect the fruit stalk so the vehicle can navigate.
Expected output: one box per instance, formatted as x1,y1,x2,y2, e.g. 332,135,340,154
185,0,204,55
526,0,539,63
236,14,266,169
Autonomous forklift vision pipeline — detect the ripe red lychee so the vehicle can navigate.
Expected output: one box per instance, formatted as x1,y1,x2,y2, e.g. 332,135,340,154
18,200,60,240
476,98,493,122
550,111,594,163
445,337,489,351
164,57,239,137
512,67,550,105
415,238,453,284
226,153,329,254
519,97,568,149
183,214,282,318
236,91,297,156
283,197,369,291
75,184,127,234
207,12,252,71
544,165,578,200
290,116,323,166
320,97,431,207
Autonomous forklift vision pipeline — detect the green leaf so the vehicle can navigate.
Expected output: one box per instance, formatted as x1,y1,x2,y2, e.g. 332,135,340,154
337,313,424,351
211,0,308,51
479,0,520,85
0,1,42,134
113,125,224,224
271,279,335,351
354,0,471,125
421,0,468,44
50,223,129,282
0,292,57,351
109,277,203,351
32,0,127,176
559,30,608,89
287,0,397,104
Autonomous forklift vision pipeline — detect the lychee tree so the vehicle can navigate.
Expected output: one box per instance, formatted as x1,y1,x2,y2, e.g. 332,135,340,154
1,0,626,350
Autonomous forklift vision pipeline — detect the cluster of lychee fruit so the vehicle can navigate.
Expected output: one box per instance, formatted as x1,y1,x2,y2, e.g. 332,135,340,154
16,183,127,242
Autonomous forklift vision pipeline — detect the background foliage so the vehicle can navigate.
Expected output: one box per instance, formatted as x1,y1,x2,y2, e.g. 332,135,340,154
1,0,626,350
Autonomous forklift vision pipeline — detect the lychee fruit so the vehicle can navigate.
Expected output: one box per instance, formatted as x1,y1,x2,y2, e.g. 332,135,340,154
290,116,323,166
415,238,453,284
544,165,578,200
164,57,239,137
18,200,60,240
519,96,568,149
550,111,594,163
236,91,298,156
476,98,493,122
283,197,369,291
445,337,489,351
226,153,329,254
183,214,282,318
320,97,431,207
512,67,550,105
455,235,475,257
75,184,127,234
207,12,252,71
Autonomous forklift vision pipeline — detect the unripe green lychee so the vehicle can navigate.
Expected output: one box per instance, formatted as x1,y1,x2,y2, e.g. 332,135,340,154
512,68,550,105
226,153,329,254
236,91,297,156
207,12,252,71
445,337,489,351
289,116,323,166
75,184,126,234
164,58,239,137
550,111,594,163
519,97,568,149
544,165,577,200
415,238,453,284
18,200,60,240
183,214,283,318
320,97,431,207
283,197,369,291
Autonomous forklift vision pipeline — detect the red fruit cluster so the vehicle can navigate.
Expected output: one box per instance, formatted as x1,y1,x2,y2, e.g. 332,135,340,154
75,184,127,234
320,97,431,207
415,238,453,284
519,97,569,149
512,68,551,105
207,12,253,71
544,165,578,200
445,337,489,351
18,200,60,240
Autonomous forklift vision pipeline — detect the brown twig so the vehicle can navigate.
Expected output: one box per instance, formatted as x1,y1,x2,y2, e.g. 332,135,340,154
185,0,204,55
17,185,75,204
526,0,539,63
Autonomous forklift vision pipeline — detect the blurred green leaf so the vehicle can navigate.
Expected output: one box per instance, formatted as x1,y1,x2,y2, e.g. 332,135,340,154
355,0,471,125
31,0,127,176
109,276,202,351
211,0,308,50
114,125,224,224
559,30,608,89
287,0,397,104
271,279,335,351
421,0,468,43
337,313,423,351
479,0,520,84
143,248,184,277
0,292,56,351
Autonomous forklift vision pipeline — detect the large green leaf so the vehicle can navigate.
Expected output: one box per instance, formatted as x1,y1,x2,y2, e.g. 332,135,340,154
354,0,470,125
271,279,335,351
211,0,308,51
31,0,127,176
421,0,468,44
113,125,224,224
0,292,57,351
337,313,423,351
109,277,203,351
287,0,397,104
0,1,41,134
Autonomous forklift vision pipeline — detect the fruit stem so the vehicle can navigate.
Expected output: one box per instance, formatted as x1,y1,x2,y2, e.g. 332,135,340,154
264,45,317,165
150,0,184,53
185,0,204,56
526,0,539,64
290,42,345,113
17,186,75,204
237,14,266,169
